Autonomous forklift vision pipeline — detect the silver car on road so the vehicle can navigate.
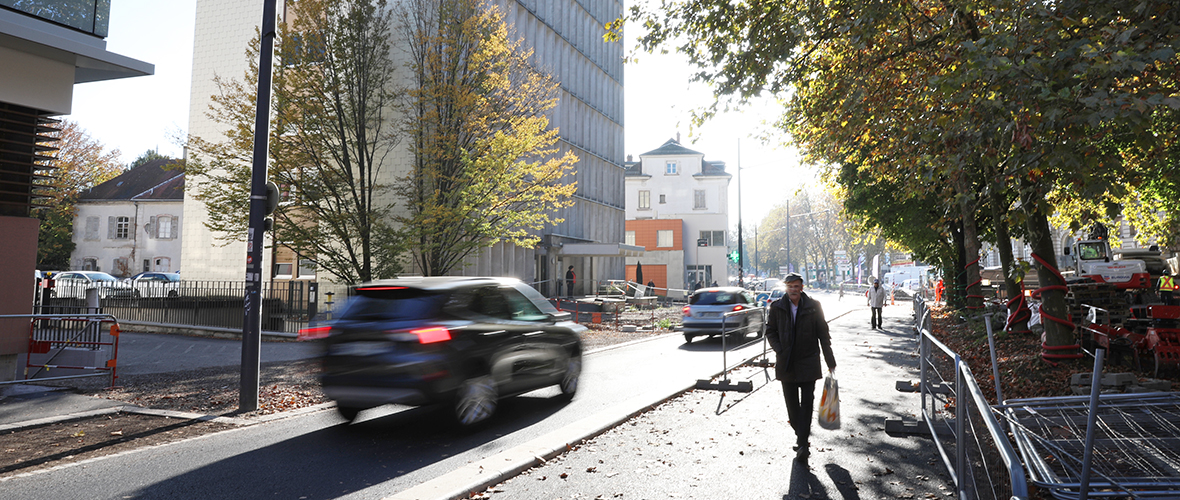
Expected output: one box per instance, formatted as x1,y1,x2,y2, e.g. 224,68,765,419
681,286,765,343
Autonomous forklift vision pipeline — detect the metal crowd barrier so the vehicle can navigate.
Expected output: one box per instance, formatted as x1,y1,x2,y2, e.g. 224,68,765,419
0,313,121,388
913,296,1029,500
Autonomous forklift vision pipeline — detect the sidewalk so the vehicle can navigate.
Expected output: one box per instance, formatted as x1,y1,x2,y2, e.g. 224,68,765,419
0,332,319,428
451,302,951,499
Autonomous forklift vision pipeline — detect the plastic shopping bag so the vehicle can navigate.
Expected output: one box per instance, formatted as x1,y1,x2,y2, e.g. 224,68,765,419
817,375,840,430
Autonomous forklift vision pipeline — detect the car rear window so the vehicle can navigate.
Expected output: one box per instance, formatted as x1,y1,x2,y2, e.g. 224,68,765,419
340,287,447,321
690,291,740,305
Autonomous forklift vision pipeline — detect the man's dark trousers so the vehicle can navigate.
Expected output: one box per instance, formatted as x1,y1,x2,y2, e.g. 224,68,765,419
871,307,883,328
782,380,816,448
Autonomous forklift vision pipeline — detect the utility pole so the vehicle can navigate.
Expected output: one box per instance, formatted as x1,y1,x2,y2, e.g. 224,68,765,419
241,0,278,412
736,140,744,288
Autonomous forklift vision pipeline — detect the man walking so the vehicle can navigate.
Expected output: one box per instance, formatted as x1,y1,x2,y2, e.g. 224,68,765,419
766,273,837,461
866,278,887,329
565,265,576,298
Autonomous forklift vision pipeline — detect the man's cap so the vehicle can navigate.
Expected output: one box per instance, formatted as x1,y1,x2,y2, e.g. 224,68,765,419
874,279,880,283
784,272,803,283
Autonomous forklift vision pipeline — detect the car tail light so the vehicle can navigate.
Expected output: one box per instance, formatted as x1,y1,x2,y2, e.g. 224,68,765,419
732,305,745,312
297,326,332,341
387,327,452,344
682,305,691,317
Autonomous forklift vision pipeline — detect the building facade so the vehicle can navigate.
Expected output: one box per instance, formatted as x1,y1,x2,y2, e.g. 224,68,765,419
0,2,152,380
624,139,732,293
182,0,629,295
72,159,184,277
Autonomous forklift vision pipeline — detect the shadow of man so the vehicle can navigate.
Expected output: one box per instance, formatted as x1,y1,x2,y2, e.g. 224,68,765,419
785,461,829,499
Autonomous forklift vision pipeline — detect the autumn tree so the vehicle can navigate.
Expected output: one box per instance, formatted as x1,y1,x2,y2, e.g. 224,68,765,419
186,0,403,284
394,0,578,276
618,0,1180,354
35,120,124,269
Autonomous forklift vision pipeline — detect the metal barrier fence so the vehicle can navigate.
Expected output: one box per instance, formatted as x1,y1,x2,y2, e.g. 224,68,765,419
37,281,333,335
913,296,1029,500
0,314,121,387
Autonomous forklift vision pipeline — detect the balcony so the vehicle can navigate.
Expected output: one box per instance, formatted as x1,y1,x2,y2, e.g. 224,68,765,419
1,0,109,38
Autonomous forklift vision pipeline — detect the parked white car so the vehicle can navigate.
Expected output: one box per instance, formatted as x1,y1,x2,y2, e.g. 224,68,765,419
130,272,182,298
51,271,133,299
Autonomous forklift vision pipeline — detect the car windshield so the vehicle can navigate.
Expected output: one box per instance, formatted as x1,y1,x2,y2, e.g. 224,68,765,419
512,282,560,315
89,273,118,282
690,291,741,305
340,287,447,321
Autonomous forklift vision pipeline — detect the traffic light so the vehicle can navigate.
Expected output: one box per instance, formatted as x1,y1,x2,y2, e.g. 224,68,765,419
264,181,280,231
728,250,740,263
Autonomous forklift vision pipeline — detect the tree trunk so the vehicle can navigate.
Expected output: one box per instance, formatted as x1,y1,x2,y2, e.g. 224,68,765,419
1024,205,1076,352
949,219,967,310
990,187,1029,333
956,176,984,312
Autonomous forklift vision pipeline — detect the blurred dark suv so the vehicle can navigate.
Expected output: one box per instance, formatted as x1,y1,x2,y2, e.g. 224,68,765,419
315,277,585,426
682,286,765,343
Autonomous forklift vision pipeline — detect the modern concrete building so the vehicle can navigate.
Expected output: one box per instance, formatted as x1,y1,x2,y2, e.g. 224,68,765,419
182,0,631,296
624,139,733,293
0,2,152,380
71,159,184,277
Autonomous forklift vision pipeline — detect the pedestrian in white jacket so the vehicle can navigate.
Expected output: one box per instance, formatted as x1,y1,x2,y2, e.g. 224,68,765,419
866,279,887,329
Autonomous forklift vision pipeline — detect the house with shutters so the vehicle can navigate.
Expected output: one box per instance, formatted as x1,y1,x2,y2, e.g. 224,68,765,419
624,138,732,294
71,158,184,277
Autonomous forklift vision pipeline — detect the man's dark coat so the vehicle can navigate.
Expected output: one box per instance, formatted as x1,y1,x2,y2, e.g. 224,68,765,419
765,292,837,382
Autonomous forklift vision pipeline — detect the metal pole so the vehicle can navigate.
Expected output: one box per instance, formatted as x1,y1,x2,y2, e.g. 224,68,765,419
1079,348,1106,500
954,354,966,498
241,0,278,412
736,140,744,288
984,313,1004,404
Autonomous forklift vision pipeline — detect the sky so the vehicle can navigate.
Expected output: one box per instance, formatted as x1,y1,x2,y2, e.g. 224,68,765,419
66,1,817,229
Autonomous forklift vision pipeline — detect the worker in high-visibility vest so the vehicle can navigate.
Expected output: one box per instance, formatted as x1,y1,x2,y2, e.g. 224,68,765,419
1160,274,1178,306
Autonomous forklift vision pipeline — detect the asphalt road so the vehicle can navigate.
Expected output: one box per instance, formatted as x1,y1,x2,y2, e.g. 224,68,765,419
0,291,928,500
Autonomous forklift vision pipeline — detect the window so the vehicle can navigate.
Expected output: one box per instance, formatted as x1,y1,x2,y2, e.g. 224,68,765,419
659,194,666,204
82,258,98,271
153,257,171,272
693,190,707,209
298,259,316,278
114,216,130,239
625,231,636,246
143,259,150,273
157,216,173,239
665,161,678,175
700,230,725,247
657,230,673,248
274,263,293,278
638,190,651,210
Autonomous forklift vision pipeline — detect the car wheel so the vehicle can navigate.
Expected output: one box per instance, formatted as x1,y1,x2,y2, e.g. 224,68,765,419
133,290,142,299
558,355,582,400
168,290,179,298
336,405,363,422
453,374,497,427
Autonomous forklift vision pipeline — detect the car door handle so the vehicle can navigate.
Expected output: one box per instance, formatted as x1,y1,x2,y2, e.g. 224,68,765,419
523,331,544,337
481,330,507,336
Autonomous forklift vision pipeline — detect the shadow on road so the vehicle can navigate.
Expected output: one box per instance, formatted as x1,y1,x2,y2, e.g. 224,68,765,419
123,393,574,499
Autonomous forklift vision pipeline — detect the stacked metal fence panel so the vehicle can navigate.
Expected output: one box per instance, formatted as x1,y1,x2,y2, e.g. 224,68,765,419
1003,392,1180,499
